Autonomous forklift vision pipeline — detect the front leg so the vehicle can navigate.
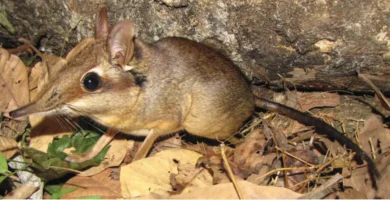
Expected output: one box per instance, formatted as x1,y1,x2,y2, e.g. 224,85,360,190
65,129,118,163
133,129,159,161
133,120,183,161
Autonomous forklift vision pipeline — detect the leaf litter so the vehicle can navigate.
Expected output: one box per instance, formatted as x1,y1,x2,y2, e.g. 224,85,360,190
0,42,390,199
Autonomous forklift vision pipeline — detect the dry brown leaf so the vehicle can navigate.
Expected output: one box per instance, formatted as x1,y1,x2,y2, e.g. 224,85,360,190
0,135,19,159
29,55,67,100
61,168,121,199
374,152,390,198
234,129,268,177
170,180,302,199
296,92,340,112
246,153,276,185
0,48,29,119
174,163,214,193
3,183,38,199
317,137,345,158
342,122,390,200
343,152,386,198
358,115,390,156
28,62,45,99
120,148,208,198
0,118,28,139
343,150,390,198
80,138,133,176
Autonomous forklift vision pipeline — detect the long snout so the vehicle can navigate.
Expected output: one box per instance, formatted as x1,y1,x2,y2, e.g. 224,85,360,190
8,102,39,118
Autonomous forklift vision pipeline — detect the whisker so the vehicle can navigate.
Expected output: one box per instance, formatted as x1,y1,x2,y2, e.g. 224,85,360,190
62,113,85,133
78,118,106,134
64,116,81,132
56,109,79,132
52,110,67,130
65,104,106,134
58,108,82,133
54,109,76,132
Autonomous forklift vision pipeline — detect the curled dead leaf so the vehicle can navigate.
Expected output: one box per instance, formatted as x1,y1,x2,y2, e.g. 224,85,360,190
120,149,210,198
61,168,121,199
3,184,38,199
0,48,29,119
234,129,267,176
359,115,390,156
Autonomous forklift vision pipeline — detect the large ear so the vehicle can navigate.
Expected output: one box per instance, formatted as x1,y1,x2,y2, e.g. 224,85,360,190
107,20,135,68
95,7,109,40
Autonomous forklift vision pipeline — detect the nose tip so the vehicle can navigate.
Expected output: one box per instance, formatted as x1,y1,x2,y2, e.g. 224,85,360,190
8,102,38,118
9,109,25,118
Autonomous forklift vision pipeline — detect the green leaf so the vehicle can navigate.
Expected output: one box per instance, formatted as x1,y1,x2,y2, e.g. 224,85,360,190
22,130,109,182
71,131,101,154
22,57,35,67
50,187,78,199
92,145,110,163
45,184,63,195
0,152,8,173
47,135,72,159
0,6,15,34
0,175,7,183
21,128,31,148
21,121,110,182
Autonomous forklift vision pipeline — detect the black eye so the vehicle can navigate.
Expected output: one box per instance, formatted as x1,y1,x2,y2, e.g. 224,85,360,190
82,72,102,92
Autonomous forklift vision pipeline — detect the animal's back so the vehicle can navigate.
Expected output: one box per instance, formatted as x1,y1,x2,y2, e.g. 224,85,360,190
144,37,254,139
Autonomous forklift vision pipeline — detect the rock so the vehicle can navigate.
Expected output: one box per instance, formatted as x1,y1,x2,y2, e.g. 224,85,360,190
1,0,389,93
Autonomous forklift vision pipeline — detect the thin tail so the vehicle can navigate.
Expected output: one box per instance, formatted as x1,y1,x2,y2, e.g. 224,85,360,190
255,97,380,187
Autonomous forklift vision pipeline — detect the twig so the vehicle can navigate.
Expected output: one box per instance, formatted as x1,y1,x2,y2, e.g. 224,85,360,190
369,137,376,159
220,143,244,199
256,166,318,181
292,175,333,193
358,73,390,110
18,38,45,62
275,146,315,167
314,156,338,175
282,150,289,188
6,44,32,54
298,173,343,199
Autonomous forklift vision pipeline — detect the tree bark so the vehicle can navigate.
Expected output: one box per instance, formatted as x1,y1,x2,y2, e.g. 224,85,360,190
1,0,389,93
